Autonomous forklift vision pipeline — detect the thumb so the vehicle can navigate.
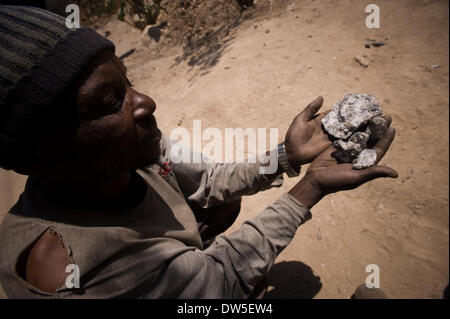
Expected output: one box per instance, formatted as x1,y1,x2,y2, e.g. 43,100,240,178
300,96,323,120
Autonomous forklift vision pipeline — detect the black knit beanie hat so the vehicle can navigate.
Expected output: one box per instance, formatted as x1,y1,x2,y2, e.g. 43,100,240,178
0,5,115,172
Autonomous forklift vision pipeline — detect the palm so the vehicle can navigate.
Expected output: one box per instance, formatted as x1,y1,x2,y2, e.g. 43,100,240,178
307,127,398,195
288,114,331,163
285,97,332,167
308,147,369,192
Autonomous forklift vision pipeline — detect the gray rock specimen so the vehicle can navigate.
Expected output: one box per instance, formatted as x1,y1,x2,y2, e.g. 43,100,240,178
322,93,382,139
322,93,386,169
333,131,369,163
353,149,377,170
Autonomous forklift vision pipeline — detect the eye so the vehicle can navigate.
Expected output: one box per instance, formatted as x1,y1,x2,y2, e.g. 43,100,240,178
111,98,123,112
112,86,126,111
105,80,126,113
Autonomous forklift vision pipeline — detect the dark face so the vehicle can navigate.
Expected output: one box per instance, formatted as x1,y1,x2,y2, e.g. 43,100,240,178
41,50,161,180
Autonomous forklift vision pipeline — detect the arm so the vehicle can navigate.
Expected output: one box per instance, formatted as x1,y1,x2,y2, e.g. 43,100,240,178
159,135,285,208
160,97,335,209
148,121,398,299
146,193,310,298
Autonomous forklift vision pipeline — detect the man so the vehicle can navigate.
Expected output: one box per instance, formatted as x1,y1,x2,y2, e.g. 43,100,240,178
0,6,397,298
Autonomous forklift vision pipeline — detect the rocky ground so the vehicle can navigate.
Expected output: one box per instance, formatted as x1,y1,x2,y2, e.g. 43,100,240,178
0,0,448,298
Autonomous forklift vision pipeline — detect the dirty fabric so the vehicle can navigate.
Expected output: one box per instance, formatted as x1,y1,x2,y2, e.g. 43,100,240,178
0,136,311,298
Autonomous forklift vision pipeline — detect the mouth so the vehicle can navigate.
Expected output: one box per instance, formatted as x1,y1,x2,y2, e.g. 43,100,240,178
136,126,161,167
150,127,162,143
143,119,162,152
142,115,161,143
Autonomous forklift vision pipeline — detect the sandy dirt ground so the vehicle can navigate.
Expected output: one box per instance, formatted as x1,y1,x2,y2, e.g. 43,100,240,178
0,0,448,299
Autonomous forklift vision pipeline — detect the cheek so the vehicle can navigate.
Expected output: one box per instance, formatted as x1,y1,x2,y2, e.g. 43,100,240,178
73,113,137,161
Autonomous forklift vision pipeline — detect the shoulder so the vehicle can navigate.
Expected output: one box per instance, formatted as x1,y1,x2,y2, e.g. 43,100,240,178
25,228,71,293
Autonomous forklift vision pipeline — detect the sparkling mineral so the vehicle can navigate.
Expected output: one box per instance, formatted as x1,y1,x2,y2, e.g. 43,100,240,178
322,93,385,169
352,149,377,169
322,93,382,139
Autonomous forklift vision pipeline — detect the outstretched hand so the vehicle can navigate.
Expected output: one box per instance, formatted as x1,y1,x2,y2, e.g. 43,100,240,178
284,96,332,170
289,125,398,208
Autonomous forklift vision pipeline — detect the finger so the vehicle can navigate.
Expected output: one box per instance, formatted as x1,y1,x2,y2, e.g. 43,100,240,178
358,165,399,183
381,114,392,128
300,96,323,120
373,127,396,163
367,114,393,147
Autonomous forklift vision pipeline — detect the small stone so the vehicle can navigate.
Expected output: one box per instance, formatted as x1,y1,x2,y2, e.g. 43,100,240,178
354,55,369,68
132,14,146,29
141,24,165,46
322,93,382,139
352,149,377,169
287,3,296,11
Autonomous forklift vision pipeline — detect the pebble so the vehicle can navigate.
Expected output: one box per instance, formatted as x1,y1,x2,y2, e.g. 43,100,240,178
354,55,369,68
353,149,377,169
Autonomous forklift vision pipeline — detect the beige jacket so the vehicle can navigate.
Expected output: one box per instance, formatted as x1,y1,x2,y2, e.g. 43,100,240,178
0,135,311,298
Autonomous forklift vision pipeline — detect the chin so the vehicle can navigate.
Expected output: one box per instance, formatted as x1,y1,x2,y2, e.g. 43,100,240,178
137,142,161,168
135,127,162,168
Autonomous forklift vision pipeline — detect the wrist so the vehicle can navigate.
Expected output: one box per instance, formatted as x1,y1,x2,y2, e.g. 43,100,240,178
283,142,302,173
278,143,300,177
287,156,301,174
288,174,323,209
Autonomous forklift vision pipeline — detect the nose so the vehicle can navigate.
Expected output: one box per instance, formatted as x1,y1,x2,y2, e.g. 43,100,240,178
132,90,157,128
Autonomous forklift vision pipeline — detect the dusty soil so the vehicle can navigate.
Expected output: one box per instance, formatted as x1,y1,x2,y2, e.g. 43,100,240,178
0,0,448,298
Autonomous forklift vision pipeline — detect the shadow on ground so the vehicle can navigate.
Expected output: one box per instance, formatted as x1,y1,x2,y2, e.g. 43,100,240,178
264,261,322,299
170,8,255,77
173,26,237,72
